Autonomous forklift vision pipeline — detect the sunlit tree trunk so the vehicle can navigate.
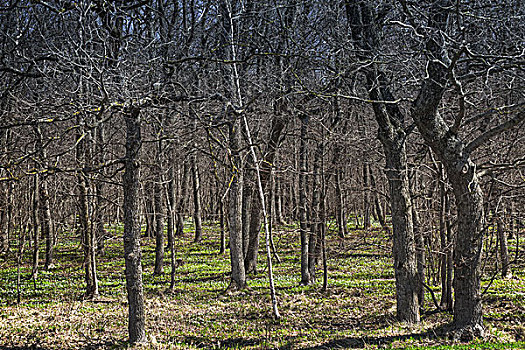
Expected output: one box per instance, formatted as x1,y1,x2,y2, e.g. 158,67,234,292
123,106,147,344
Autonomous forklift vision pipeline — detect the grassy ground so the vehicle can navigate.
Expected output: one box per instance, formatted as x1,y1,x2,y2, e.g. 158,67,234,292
1,220,525,349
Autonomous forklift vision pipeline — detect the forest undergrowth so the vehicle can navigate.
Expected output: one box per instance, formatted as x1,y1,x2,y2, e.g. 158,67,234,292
1,220,525,349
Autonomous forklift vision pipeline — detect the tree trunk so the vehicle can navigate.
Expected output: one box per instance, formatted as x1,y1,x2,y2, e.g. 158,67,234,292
167,154,176,289
275,175,285,225
497,212,511,278
123,106,147,344
241,178,253,258
382,138,420,323
299,114,310,285
176,161,190,237
40,180,53,270
31,174,40,279
95,123,107,255
369,164,387,231
228,117,246,290
446,165,484,337
244,114,287,274
307,140,323,283
413,203,425,309
192,155,203,242
153,143,165,275
219,196,226,255
144,183,155,238
363,163,371,230
76,122,98,299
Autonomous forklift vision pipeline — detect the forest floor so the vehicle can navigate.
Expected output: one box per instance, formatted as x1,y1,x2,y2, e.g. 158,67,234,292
1,220,525,349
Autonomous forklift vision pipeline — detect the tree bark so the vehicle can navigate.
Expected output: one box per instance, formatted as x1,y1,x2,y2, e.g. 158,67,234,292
241,176,253,258
154,139,165,275
40,179,53,270
192,154,203,242
363,162,371,230
95,123,107,255
299,114,310,285
497,211,511,279
382,137,420,322
167,151,176,289
228,116,246,290
123,106,147,344
244,113,287,274
346,0,420,322
409,0,485,336
176,160,190,237
76,121,98,299
31,174,40,279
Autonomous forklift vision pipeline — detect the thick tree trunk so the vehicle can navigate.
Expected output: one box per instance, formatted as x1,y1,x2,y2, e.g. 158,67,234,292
447,165,484,337
382,139,420,323
228,117,246,289
123,107,147,344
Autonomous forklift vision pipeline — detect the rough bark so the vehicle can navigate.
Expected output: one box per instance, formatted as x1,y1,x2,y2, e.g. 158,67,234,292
346,0,420,322
123,107,147,344
228,116,246,290
410,0,486,336
382,138,420,322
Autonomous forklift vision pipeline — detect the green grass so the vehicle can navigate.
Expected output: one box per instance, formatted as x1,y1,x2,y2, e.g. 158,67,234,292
0,221,524,349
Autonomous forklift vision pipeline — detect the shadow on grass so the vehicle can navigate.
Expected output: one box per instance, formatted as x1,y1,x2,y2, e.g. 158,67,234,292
0,340,127,350
298,325,450,350
183,335,262,349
